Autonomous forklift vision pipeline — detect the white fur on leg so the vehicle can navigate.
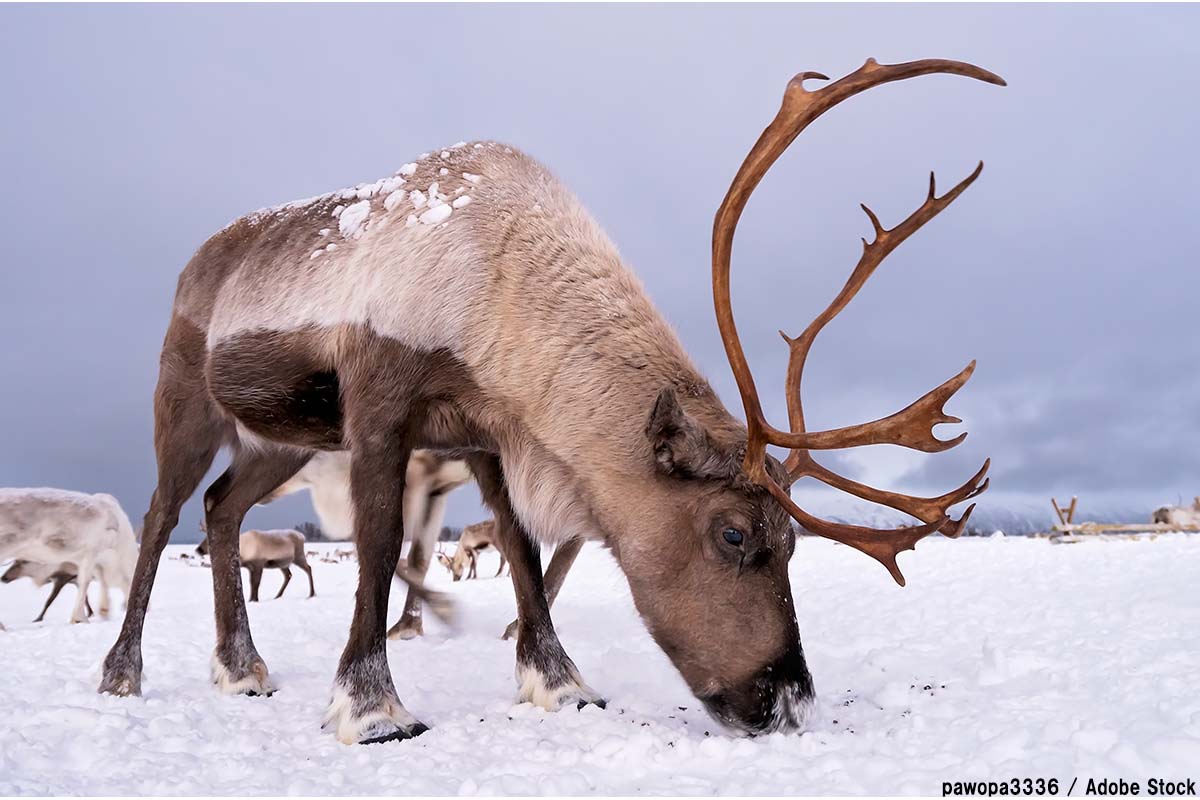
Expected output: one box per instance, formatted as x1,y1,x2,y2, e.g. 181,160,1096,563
70,564,93,624
210,652,275,696
322,681,423,745
515,661,602,710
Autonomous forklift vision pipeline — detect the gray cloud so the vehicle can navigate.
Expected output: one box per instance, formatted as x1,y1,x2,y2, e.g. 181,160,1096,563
2,4,1197,539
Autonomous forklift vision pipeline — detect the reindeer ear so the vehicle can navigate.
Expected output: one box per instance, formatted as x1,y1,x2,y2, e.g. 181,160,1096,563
645,387,736,480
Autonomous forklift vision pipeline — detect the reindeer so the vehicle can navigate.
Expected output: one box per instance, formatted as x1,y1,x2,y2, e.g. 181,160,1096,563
1151,497,1200,527
261,450,472,639
99,59,1000,743
2,488,137,625
267,449,571,635
196,527,315,601
1,559,94,623
266,449,573,636
437,520,508,581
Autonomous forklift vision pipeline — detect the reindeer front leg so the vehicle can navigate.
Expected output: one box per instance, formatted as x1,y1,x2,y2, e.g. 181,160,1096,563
502,537,583,641
324,428,426,744
69,560,94,624
387,492,448,640
469,454,604,711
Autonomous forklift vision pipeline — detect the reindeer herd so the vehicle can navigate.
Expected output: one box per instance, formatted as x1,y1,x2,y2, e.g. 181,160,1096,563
4,58,1023,741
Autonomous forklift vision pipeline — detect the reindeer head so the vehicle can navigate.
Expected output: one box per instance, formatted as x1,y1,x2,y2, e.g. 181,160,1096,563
436,546,472,581
2,560,41,585
611,58,1001,735
1,559,66,587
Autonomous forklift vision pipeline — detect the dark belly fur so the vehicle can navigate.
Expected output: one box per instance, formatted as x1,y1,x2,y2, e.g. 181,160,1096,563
204,325,494,455
206,328,345,450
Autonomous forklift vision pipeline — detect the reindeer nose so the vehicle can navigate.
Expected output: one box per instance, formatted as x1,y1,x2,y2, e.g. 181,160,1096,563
701,647,815,734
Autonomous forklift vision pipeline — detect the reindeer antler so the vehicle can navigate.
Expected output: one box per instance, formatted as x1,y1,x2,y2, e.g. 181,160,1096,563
712,58,1003,585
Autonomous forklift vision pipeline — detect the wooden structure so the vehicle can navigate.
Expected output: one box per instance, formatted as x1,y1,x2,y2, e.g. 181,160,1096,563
1049,495,1200,540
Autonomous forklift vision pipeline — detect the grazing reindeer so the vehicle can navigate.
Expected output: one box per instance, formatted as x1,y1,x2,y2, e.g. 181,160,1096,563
261,450,472,639
100,59,1000,743
436,520,508,581
268,450,573,636
1,559,94,623
2,488,137,625
196,527,315,601
1151,497,1200,527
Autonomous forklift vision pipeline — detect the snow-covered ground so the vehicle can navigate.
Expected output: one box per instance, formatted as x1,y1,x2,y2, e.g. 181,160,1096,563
1,536,1197,795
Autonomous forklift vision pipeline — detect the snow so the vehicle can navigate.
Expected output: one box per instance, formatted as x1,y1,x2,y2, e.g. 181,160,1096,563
397,163,418,177
1,536,1197,794
336,200,371,240
383,189,406,212
419,204,453,226
453,196,472,209
409,190,427,209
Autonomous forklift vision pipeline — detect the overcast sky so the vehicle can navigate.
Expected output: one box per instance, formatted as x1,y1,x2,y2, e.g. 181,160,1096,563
2,4,1198,540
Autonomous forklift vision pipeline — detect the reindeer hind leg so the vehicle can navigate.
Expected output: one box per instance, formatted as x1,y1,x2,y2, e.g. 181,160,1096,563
274,567,292,600
203,445,311,696
100,316,225,696
387,493,447,640
36,576,70,623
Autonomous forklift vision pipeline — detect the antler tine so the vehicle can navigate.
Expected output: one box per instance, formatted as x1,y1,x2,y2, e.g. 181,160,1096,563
763,476,946,587
786,451,991,524
713,58,1002,583
713,59,1003,482
772,162,986,454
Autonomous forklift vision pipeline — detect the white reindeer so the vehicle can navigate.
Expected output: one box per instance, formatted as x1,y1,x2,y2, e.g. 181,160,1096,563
1151,497,1200,528
1,488,137,625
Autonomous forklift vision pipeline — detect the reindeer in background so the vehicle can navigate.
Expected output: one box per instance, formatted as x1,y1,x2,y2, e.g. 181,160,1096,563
261,450,471,639
436,520,507,581
1,560,93,623
100,58,999,743
267,450,579,635
1152,497,1200,527
2,488,137,626
196,527,315,602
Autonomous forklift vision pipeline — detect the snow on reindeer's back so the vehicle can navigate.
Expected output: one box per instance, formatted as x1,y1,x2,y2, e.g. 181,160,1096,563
199,141,538,351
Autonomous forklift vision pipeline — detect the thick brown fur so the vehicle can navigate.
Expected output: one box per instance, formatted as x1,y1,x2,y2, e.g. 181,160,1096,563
99,142,813,739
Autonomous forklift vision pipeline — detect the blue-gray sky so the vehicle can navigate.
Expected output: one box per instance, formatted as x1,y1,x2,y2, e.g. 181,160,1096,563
2,4,1198,539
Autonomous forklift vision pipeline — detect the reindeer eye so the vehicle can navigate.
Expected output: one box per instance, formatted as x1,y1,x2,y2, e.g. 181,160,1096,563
722,528,745,547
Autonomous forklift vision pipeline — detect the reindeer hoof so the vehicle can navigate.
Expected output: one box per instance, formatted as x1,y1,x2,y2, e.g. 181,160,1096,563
98,674,141,697
516,661,604,712
324,682,426,745
386,619,423,641
211,653,275,696
98,650,143,697
360,720,429,745
576,698,607,711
